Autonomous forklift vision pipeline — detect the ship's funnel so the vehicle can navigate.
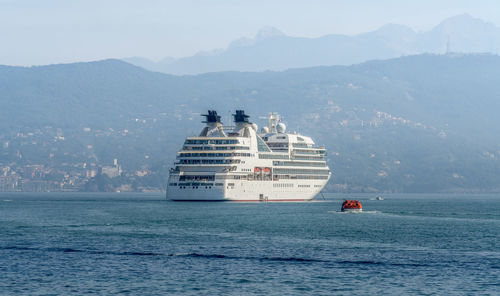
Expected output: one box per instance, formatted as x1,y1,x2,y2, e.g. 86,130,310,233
233,110,250,124
200,110,226,137
202,110,221,124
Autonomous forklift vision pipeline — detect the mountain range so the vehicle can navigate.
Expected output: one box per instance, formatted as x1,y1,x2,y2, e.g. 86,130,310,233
123,14,500,75
2,54,500,192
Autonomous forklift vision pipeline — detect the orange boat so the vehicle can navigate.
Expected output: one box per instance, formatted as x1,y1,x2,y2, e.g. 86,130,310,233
341,200,362,212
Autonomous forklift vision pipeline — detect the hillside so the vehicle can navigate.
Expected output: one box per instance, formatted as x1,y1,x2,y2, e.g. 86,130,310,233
2,54,500,192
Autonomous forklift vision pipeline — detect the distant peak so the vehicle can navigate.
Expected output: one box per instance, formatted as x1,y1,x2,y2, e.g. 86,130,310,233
255,26,285,41
228,27,285,49
438,13,488,27
446,13,474,21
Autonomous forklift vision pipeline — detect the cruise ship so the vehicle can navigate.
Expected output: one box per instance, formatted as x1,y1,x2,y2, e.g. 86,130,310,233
166,110,331,201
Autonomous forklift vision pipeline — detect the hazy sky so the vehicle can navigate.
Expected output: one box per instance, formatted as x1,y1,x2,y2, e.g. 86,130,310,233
1,0,499,66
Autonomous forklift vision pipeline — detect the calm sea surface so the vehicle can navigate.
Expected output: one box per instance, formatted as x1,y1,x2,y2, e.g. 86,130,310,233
0,193,499,295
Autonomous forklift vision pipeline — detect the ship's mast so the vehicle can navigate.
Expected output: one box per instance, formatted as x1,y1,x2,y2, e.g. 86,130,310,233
268,112,280,133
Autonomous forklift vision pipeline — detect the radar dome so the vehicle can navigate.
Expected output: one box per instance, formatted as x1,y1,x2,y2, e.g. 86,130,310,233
261,126,270,134
251,123,258,131
277,122,286,133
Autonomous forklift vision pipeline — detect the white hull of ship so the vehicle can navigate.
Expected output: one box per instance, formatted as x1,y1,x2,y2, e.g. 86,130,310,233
167,178,329,202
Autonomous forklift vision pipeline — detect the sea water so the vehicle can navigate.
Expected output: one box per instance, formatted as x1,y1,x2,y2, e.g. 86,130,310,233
0,193,499,295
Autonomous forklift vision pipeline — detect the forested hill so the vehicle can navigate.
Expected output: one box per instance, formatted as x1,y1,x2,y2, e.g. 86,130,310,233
2,53,500,193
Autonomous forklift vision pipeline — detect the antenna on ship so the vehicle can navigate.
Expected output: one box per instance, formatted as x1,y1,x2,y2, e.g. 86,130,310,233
266,112,280,133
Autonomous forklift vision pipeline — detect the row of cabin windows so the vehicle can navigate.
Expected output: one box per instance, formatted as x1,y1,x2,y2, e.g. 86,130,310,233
179,153,252,158
293,149,325,155
185,139,239,145
273,161,327,167
181,174,329,180
293,155,325,160
261,136,286,141
267,143,289,148
177,159,240,164
270,148,289,152
170,182,223,186
274,175,329,180
272,183,294,188
259,154,289,160
261,136,304,142
179,175,215,181
273,168,330,175
292,143,311,148
183,146,250,151
177,186,212,189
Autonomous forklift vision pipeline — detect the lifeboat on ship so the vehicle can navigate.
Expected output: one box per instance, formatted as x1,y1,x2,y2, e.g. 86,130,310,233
341,200,362,212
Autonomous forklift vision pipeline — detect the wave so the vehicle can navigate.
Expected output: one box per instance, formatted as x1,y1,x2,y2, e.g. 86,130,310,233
173,252,326,263
1,246,437,267
336,260,428,267
1,246,325,263
1,246,163,256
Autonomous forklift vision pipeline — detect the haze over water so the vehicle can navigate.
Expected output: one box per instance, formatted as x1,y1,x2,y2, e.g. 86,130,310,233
1,193,498,295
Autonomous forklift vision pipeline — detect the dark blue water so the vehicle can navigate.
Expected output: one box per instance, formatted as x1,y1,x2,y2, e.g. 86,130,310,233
1,193,499,295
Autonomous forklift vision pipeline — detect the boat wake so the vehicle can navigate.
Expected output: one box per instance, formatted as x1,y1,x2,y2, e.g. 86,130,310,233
374,212,500,223
328,210,500,223
328,210,381,214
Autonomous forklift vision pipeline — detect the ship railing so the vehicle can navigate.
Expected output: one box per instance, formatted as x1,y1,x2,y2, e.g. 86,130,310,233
221,126,236,134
